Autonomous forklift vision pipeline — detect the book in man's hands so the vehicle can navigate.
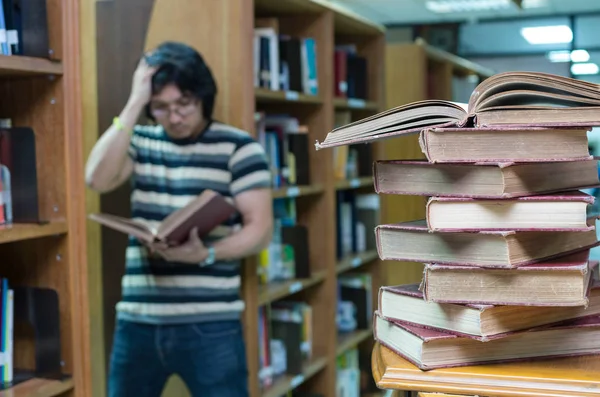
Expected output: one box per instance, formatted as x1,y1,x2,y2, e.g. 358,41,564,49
88,189,236,245
315,71,600,149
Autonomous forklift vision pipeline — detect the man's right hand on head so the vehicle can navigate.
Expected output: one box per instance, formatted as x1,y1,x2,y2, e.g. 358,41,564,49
129,55,157,106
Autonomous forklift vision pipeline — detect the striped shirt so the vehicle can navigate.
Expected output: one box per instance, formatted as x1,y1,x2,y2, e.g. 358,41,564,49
116,121,271,324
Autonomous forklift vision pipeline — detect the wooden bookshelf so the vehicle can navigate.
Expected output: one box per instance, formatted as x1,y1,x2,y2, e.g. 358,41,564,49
255,88,323,104
272,184,324,199
82,0,386,396
0,0,91,396
0,378,74,397
381,38,493,287
0,55,63,76
0,223,68,245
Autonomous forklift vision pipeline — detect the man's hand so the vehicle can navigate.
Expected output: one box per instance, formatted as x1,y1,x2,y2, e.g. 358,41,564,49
152,227,208,264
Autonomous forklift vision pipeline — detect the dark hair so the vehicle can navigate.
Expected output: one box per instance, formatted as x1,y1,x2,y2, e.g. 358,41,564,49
143,41,217,121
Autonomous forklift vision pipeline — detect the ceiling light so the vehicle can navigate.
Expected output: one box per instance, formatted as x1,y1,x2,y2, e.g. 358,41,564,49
425,0,511,13
547,50,571,63
520,25,573,45
570,49,590,62
571,63,599,75
424,0,547,13
547,49,590,63
522,0,548,8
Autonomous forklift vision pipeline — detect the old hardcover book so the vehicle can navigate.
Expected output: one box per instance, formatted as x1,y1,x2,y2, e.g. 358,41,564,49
89,189,235,245
426,191,594,231
314,71,600,150
422,251,596,306
375,220,599,268
379,282,600,339
419,126,592,163
372,159,600,199
373,311,600,370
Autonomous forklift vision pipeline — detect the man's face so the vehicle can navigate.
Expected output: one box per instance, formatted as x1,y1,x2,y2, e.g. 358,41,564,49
149,84,204,139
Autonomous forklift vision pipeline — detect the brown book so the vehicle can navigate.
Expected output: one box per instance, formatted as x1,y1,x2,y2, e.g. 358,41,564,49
422,251,596,306
373,311,600,370
375,219,599,268
88,189,235,245
372,159,600,199
314,71,600,150
419,126,591,163
379,282,600,339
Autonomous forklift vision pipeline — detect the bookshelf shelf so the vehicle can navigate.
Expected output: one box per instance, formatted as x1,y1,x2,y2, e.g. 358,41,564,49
0,222,68,245
336,329,373,356
272,184,324,199
335,176,373,190
261,356,328,397
334,97,380,111
0,377,74,397
0,55,63,77
258,270,327,306
336,250,379,274
415,37,494,80
255,88,322,105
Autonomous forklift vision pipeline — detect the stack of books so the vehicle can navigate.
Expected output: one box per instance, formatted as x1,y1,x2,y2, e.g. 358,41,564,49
316,71,600,370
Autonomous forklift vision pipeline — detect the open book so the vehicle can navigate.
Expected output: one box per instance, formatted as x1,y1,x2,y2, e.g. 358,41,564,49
88,189,236,245
315,71,600,149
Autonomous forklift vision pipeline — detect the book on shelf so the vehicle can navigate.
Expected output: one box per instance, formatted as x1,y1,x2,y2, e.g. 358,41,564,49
253,20,318,95
372,159,600,199
314,71,600,150
373,311,600,371
88,189,235,246
334,45,368,100
378,282,600,339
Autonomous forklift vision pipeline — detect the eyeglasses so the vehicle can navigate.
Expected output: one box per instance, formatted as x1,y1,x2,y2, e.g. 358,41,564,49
150,97,198,119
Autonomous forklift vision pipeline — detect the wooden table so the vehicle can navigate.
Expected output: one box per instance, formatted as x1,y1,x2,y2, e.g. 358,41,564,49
372,343,600,397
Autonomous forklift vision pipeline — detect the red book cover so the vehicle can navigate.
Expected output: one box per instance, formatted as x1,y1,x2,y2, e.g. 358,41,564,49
334,50,347,98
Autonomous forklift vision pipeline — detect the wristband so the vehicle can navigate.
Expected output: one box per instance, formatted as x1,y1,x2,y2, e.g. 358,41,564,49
113,116,132,135
201,246,216,267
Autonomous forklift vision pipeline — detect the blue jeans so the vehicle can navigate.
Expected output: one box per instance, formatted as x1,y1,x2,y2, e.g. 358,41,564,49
108,318,249,397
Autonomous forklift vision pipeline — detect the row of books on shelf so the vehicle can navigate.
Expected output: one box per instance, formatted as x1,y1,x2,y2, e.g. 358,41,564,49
255,111,375,190
258,272,373,396
333,111,372,182
255,113,311,189
315,71,600,371
253,19,369,101
254,21,317,96
257,192,380,284
0,0,51,58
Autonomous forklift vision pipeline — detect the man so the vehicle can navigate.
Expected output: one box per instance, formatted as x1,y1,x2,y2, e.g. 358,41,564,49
85,41,272,396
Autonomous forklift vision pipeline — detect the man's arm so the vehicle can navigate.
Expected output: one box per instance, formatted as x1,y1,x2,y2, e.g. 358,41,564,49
85,58,156,193
84,99,143,192
210,188,273,261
